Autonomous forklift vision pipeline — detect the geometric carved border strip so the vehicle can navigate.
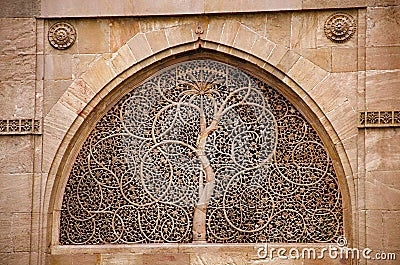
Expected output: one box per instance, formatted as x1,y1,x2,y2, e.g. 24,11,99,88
0,119,42,135
358,111,400,128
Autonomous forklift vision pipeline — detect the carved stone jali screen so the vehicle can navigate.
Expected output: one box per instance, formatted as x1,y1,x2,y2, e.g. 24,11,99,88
60,60,343,245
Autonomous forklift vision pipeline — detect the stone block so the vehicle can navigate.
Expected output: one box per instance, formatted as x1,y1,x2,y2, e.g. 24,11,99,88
44,55,73,80
236,13,268,37
303,257,350,264
110,18,140,52
383,211,400,249
303,0,366,9
296,47,331,71
341,135,358,176
325,101,358,141
75,19,110,54
166,23,195,47
0,136,34,174
287,56,328,91
277,50,301,73
11,213,31,252
365,210,384,250
0,213,12,253
43,80,73,116
332,48,358,72
133,0,203,16
220,20,241,47
72,54,99,79
367,6,400,46
267,45,288,67
190,253,251,265
72,254,98,265
127,33,153,62
0,54,35,81
0,174,32,212
100,253,142,265
145,29,169,53
0,0,40,17
67,79,96,107
204,0,302,12
0,252,30,265
81,57,116,93
366,47,400,70
0,18,36,55
310,72,357,114
367,0,400,6
365,128,400,171
49,254,72,265
205,19,224,43
365,171,400,210
0,80,35,119
42,103,78,173
233,25,258,53
111,45,136,75
143,253,189,265
365,70,400,109
291,12,318,49
266,12,291,48
251,36,276,61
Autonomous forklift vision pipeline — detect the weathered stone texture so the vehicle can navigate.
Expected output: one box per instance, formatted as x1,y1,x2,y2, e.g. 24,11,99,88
43,80,73,117
11,213,31,252
0,174,33,212
110,18,141,52
0,136,34,174
0,0,40,18
366,70,400,109
367,6,400,46
365,128,400,171
0,252,30,265
365,171,400,210
0,80,35,119
0,18,36,55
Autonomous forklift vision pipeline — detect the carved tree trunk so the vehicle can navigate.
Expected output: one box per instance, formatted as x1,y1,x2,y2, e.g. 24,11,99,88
192,109,218,241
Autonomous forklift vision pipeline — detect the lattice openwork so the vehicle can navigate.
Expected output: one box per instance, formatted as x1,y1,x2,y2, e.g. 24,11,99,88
60,60,343,244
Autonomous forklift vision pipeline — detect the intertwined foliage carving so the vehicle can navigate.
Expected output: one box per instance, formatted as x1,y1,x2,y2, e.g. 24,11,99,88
60,60,343,244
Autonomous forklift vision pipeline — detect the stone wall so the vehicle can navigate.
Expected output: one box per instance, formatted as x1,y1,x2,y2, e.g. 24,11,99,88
0,1,399,265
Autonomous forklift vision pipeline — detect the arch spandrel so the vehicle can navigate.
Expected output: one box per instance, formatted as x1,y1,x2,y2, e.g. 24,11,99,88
58,59,344,245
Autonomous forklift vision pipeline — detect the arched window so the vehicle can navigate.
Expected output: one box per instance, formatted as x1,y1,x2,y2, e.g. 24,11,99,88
60,59,343,244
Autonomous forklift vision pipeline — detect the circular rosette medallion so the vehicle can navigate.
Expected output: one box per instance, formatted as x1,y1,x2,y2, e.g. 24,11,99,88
48,22,76,49
324,13,356,43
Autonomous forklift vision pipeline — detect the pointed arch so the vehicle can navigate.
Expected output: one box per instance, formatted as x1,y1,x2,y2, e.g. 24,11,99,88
43,22,356,250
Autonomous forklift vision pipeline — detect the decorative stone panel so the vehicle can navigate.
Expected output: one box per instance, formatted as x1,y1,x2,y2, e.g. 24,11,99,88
0,119,41,135
358,111,400,128
60,60,343,245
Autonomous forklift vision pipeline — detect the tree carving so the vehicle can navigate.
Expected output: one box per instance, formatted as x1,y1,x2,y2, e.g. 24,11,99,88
60,60,343,244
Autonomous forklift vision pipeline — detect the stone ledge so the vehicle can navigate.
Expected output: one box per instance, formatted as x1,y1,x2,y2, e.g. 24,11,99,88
39,0,369,18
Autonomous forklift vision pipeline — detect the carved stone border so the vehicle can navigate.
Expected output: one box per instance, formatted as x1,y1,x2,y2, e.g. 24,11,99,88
358,111,400,128
0,119,42,135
